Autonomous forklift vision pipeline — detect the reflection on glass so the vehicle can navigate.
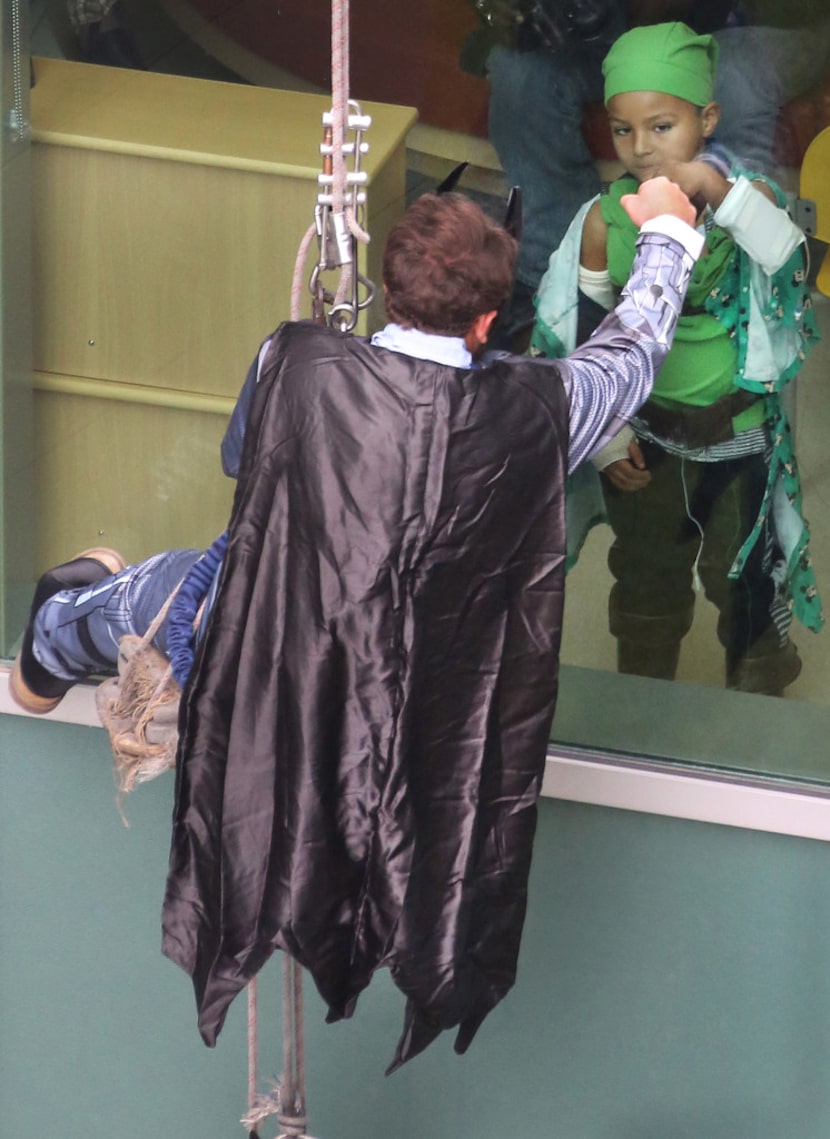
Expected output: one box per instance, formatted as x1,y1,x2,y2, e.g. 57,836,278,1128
562,299,830,697
8,0,830,786
533,15,823,703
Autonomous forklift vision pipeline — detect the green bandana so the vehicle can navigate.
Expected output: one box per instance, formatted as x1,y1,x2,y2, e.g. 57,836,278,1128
602,22,719,107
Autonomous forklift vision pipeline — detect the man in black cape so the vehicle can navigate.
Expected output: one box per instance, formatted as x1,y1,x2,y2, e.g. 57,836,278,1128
11,181,701,1069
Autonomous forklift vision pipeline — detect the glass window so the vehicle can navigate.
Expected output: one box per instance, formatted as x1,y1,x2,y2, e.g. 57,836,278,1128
7,0,830,791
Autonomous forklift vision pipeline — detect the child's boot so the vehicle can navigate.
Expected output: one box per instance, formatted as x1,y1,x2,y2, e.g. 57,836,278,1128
726,638,802,697
616,637,682,681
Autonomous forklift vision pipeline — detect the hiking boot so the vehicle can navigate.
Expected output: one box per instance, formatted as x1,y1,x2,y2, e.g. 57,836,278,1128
9,547,126,714
726,638,803,697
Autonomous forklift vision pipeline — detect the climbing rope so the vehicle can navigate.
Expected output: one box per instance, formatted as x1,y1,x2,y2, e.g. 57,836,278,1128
278,957,308,1138
97,0,372,1128
246,0,375,1133
96,582,189,818
241,957,309,1138
290,0,375,330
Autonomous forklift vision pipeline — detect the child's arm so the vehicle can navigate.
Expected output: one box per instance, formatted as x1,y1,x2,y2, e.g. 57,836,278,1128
594,432,651,490
580,201,609,271
662,160,805,274
661,157,750,212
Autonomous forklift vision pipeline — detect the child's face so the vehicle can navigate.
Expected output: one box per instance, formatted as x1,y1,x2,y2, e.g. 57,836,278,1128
607,91,719,183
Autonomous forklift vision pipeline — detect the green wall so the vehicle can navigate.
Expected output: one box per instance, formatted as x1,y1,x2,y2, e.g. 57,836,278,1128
3,713,830,1139
0,0,34,657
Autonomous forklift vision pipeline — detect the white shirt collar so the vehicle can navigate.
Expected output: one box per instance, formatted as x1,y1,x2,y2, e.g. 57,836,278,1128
370,323,473,369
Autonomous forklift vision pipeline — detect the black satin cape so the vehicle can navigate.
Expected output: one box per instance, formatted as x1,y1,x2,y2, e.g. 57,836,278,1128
162,321,570,1070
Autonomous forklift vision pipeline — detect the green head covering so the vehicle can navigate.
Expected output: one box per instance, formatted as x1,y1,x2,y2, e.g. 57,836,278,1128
603,22,719,107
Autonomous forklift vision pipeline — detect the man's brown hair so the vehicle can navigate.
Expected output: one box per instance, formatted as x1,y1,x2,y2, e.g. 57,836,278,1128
382,192,517,337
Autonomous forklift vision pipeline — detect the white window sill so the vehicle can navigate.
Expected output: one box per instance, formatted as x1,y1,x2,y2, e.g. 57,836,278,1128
4,663,830,843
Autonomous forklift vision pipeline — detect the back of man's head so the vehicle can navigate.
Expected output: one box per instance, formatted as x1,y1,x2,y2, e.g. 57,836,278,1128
383,193,517,337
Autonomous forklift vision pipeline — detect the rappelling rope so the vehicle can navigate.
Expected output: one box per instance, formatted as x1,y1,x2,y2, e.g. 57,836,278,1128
329,0,370,309
248,0,373,1132
240,976,284,1138
290,221,318,322
330,0,350,311
97,581,203,817
89,0,367,1129
289,0,373,329
277,957,308,1138
241,940,310,1138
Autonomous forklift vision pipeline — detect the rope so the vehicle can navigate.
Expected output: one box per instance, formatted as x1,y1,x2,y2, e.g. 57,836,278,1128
241,957,310,1138
98,578,207,813
288,0,372,330
290,222,318,322
241,975,283,1137
277,956,308,1138
247,0,365,1129
248,978,259,1119
143,579,183,644
330,0,347,220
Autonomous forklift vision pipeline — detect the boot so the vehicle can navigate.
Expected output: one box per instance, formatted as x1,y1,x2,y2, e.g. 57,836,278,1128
10,547,126,714
726,638,802,697
616,638,682,681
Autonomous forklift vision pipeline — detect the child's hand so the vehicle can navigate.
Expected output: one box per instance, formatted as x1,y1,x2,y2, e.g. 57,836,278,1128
601,438,651,491
660,160,731,213
620,176,696,229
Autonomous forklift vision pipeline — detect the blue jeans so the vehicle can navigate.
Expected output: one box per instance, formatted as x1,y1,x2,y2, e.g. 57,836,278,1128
32,549,201,681
487,42,609,294
711,26,783,175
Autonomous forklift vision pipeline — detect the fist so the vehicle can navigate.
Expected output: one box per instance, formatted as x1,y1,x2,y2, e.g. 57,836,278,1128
621,176,697,229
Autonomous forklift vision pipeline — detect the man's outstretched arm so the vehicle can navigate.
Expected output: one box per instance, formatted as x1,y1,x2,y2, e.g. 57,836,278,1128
562,177,703,473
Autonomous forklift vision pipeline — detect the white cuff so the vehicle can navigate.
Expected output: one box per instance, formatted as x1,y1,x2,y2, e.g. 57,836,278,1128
713,176,804,275
591,426,635,471
640,215,705,260
578,264,616,311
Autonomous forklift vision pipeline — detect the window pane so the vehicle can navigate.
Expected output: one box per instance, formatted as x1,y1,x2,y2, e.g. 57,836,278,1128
7,0,830,790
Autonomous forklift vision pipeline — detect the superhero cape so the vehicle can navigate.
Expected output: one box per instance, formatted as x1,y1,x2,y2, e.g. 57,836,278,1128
161,321,569,1070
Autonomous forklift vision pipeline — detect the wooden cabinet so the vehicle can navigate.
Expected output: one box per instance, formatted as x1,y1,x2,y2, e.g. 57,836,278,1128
30,57,416,565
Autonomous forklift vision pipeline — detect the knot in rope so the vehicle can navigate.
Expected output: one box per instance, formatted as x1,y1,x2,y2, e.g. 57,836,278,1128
276,1107,311,1139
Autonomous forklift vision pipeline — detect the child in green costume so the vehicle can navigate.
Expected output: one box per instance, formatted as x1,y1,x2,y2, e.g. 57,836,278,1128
531,21,821,693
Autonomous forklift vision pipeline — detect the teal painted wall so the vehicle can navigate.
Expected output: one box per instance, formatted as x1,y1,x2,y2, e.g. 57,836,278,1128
3,713,830,1139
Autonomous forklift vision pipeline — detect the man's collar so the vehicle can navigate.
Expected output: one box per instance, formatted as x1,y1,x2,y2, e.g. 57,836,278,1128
371,323,474,369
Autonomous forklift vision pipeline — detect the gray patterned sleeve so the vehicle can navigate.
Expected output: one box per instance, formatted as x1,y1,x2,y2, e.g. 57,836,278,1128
562,230,699,474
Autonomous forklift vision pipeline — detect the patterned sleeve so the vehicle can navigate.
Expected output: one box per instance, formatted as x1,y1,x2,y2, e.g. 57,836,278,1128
563,229,700,473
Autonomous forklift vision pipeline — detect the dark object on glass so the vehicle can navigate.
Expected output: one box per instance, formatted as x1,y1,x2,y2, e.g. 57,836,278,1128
469,0,616,53
528,0,617,49
504,185,523,241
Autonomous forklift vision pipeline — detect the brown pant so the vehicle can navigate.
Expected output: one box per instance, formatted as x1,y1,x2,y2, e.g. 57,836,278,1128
602,441,798,692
